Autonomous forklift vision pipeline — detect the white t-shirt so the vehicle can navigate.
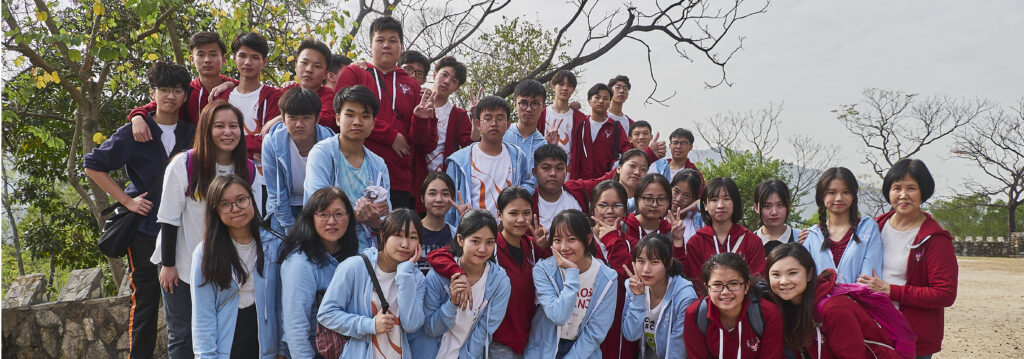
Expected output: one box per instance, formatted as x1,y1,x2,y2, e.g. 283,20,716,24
234,239,258,308
643,278,670,357
156,123,177,156
372,266,402,359
544,105,575,166
881,221,918,288
560,263,599,340
682,212,699,247
427,102,454,172
469,145,512,217
607,112,631,134
288,139,308,206
229,85,264,141
538,191,582,229
756,225,794,246
588,119,605,142
436,264,490,358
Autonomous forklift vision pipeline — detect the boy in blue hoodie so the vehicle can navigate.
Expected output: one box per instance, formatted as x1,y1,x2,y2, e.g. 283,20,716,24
503,79,548,180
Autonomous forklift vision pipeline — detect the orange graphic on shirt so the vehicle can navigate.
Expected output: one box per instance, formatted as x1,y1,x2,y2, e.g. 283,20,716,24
551,117,570,145
470,154,513,209
370,299,402,357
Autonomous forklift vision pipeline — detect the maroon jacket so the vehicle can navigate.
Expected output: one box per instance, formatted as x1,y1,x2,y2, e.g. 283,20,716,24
211,85,282,159
683,296,784,359
569,116,633,180
530,178,592,219
809,269,899,359
623,213,673,247
127,74,238,124
596,228,639,359
684,224,766,296
413,105,472,212
874,211,958,356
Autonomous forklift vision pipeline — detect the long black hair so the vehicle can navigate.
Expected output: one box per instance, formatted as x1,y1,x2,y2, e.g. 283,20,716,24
448,209,498,258
633,233,684,277
671,169,703,211
200,175,269,290
278,187,358,266
765,243,818,352
699,177,743,226
815,167,861,251
496,185,533,232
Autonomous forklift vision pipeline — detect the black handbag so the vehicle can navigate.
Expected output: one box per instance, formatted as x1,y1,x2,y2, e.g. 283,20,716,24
96,203,142,257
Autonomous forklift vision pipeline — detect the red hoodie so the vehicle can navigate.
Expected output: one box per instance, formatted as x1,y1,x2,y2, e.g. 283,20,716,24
569,115,633,180
595,228,639,359
808,269,899,359
684,224,766,296
412,104,472,212
530,179,591,220
683,296,784,359
874,211,958,356
336,63,428,193
127,74,238,124
211,85,282,159
623,212,673,247
426,233,551,353
279,83,337,132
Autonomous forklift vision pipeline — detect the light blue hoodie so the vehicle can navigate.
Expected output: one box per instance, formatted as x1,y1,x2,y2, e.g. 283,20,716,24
316,247,426,359
304,135,391,251
410,260,512,358
262,121,336,234
524,257,619,359
503,124,547,170
802,215,883,283
621,275,698,359
190,234,285,359
279,249,340,358
444,142,536,227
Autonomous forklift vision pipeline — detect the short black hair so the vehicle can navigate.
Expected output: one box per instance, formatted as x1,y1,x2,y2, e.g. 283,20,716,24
549,209,598,257
398,50,430,73
333,85,380,116
420,171,457,201
230,32,269,58
278,87,322,117
551,70,577,88
188,31,226,54
514,79,546,101
629,121,652,136
587,83,612,100
608,75,631,90
635,173,672,209
670,128,695,143
754,179,792,223
434,56,467,85
534,144,568,167
671,169,704,200
474,95,511,119
370,16,404,43
147,61,192,92
329,54,352,73
296,39,332,65
882,158,935,204
701,252,751,285
377,208,424,248
700,177,744,225
449,209,498,258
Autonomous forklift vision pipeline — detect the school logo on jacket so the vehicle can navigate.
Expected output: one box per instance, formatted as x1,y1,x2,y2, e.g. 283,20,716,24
399,83,412,95
746,336,760,352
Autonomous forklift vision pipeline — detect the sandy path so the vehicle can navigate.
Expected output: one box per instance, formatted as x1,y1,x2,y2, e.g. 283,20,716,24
937,257,1024,358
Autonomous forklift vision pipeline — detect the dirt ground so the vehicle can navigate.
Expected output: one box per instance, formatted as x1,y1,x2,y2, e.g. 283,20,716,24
936,257,1024,358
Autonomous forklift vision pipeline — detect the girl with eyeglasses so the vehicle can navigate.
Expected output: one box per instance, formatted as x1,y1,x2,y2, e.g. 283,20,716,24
191,175,285,358
279,187,359,357
683,253,783,359
625,174,673,247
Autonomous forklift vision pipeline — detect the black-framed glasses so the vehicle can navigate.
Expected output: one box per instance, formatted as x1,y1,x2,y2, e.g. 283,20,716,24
670,140,692,146
315,211,349,222
401,65,425,79
707,281,746,293
640,196,669,206
217,196,251,213
517,101,542,110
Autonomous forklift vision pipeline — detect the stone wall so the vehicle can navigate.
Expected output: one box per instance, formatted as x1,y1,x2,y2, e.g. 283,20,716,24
2,269,167,359
953,232,1023,257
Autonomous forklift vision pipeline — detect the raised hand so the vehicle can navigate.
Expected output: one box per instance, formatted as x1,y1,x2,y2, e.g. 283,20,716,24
413,88,435,119
545,128,560,145
623,264,645,295
467,87,484,120
209,80,236,100
650,132,667,158
667,208,687,246
354,197,374,224
552,250,577,270
374,308,397,334
592,215,620,240
447,190,472,216
569,101,582,111
530,215,548,246
261,116,282,138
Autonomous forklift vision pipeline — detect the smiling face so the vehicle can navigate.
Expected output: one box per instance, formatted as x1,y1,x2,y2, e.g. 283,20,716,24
422,179,453,218
233,45,266,80
211,109,242,154
768,256,810,304
150,86,187,115
475,107,510,145
216,183,254,230
708,188,735,225
533,158,568,194
593,189,626,226
336,101,374,143
499,198,532,238
294,48,327,90
889,174,922,217
634,249,667,287
671,181,696,211
707,267,748,313
756,193,788,228
314,199,349,246
823,178,853,217
616,157,649,191
637,184,670,221
550,223,589,266
458,227,496,268
371,30,403,69
629,126,652,150
382,226,420,263
432,65,461,99
189,42,224,78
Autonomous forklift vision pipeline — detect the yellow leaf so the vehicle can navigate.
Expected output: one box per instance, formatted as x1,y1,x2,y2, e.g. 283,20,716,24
116,65,124,71
287,55,295,62
35,11,47,22
41,72,52,83
303,0,311,4
50,71,60,84
346,52,355,58
93,2,105,16
31,67,39,76
147,53,158,61
35,80,45,89
13,57,23,67
93,132,107,144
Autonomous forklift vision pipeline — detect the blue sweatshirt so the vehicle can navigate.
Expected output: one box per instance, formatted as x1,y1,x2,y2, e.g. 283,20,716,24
262,121,335,234
525,257,619,359
621,275,698,359
190,234,285,358
316,247,426,359
280,249,339,358
443,142,536,227
802,215,883,283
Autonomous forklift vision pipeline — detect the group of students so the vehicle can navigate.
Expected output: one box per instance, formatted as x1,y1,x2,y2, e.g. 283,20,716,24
82,13,958,359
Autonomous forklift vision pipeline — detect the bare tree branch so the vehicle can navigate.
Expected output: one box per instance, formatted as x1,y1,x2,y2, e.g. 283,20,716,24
953,98,1024,233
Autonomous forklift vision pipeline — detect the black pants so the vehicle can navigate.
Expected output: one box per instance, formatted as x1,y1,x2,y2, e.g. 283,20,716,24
390,190,413,210
127,234,160,359
231,305,259,359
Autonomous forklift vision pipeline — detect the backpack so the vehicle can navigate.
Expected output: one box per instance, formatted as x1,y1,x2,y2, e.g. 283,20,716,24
697,280,772,337
184,149,257,197
815,283,917,359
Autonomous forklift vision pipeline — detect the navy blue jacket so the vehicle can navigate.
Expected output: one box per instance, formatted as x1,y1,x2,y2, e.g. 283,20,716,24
84,112,194,236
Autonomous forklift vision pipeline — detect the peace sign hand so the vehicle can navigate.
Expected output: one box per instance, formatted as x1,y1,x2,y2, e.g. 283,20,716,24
414,88,435,119
530,215,549,247
623,265,645,296
447,190,472,216
467,87,484,120
592,216,620,240
667,208,687,246
545,129,560,145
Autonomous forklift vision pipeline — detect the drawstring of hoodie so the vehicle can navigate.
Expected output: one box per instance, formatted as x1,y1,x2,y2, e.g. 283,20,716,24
713,234,733,254
371,68,397,111
718,320,742,359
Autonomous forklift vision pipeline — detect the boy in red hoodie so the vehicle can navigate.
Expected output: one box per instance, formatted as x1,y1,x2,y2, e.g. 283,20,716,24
413,56,472,213
531,144,589,228
569,83,633,181
335,16,432,210
213,32,281,161
540,70,588,167
607,75,635,134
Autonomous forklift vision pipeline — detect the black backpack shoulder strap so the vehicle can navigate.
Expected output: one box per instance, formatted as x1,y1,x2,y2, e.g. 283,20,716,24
361,254,389,314
748,295,765,337
697,297,710,334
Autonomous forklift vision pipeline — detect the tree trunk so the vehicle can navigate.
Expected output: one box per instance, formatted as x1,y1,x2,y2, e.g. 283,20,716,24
2,166,26,275
1009,199,1017,235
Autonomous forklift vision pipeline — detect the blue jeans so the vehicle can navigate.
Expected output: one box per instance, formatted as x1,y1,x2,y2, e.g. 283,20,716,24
161,275,192,359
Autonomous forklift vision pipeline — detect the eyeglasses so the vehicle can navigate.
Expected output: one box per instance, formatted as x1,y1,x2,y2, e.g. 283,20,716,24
217,196,251,213
315,211,349,222
401,65,425,79
595,202,625,211
707,281,746,293
517,101,542,110
670,140,692,146
640,196,669,206
478,117,508,124
612,85,630,92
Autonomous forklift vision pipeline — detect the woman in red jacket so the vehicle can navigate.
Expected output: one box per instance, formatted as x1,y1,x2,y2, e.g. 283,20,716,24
683,252,783,359
857,159,958,359
587,180,637,358
685,177,766,295
623,174,673,247
768,243,899,359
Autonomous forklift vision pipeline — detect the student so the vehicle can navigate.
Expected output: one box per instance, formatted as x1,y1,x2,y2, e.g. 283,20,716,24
684,177,765,295
649,128,702,182
414,209,512,358
606,75,635,134
504,79,549,171
526,209,619,359
324,54,353,90
418,172,458,273
801,167,882,284
753,180,801,255
540,70,588,167
624,174,673,247
444,95,535,224
767,243,900,359
415,56,472,212
568,83,632,181
216,32,281,161
336,16,433,210
668,169,705,257
858,159,958,359
128,32,237,140
262,87,336,234
316,209,427,359
151,100,257,359
621,233,698,359
616,149,654,213
284,39,338,131
279,187,359,358
628,121,653,151
532,144,588,228
683,253,784,359
427,186,553,357
399,50,431,86
304,85,391,251
83,62,194,359
190,175,284,358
